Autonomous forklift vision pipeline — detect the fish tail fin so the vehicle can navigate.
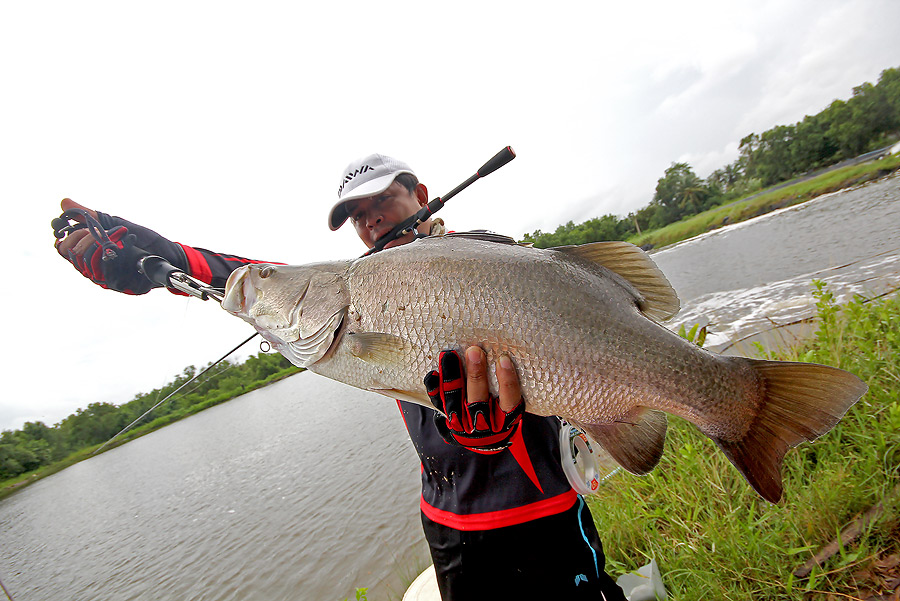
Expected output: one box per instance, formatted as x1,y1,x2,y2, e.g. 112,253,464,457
713,359,867,504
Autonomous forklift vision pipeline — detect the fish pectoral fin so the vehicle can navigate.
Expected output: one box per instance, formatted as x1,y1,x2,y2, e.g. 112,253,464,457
347,332,412,364
579,408,667,476
371,388,432,407
550,241,680,322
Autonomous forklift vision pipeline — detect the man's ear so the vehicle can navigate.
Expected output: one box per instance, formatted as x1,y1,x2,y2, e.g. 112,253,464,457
415,183,429,207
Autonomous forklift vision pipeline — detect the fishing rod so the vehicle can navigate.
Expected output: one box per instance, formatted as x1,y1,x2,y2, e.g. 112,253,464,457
363,146,517,256
53,146,518,285
53,146,516,451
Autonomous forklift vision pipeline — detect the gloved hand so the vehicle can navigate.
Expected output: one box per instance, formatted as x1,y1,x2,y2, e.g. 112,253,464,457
71,225,156,294
55,198,188,295
425,349,525,453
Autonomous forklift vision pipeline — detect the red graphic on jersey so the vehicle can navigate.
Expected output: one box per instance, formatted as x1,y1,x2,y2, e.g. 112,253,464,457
508,426,543,493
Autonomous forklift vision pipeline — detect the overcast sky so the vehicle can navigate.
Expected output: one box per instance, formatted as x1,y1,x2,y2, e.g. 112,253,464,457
2,0,899,432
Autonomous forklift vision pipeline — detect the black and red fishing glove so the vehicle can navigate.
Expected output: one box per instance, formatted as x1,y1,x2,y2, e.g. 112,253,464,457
424,350,524,453
69,225,153,295
62,212,190,295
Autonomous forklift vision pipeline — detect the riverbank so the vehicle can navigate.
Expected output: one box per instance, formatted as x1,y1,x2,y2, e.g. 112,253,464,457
628,153,900,250
591,285,900,599
0,365,303,501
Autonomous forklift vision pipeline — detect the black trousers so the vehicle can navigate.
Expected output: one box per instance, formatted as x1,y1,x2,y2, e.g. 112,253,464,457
421,498,627,601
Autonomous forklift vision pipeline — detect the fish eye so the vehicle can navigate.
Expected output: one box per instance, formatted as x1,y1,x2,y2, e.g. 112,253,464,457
259,265,276,279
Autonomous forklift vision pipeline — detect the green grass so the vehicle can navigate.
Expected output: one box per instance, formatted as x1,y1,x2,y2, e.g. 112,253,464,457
628,154,900,250
591,283,900,599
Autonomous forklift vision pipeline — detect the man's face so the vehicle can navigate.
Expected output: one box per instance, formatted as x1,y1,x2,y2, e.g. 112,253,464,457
345,181,429,250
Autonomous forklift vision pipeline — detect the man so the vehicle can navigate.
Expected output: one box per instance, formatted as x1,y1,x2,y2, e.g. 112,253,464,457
55,153,626,600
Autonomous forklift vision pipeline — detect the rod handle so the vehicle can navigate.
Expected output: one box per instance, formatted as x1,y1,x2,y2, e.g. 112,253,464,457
477,146,516,178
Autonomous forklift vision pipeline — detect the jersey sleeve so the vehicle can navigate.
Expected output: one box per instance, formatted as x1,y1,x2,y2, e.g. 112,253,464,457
177,244,283,289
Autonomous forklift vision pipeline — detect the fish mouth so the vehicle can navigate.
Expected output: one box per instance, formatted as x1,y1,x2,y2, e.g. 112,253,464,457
222,267,253,315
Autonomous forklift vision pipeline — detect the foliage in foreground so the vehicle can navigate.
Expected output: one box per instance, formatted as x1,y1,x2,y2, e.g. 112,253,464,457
591,284,900,599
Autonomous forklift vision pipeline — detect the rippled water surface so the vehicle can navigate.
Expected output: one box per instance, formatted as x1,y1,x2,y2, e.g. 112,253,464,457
654,175,900,352
0,375,427,601
2,175,898,600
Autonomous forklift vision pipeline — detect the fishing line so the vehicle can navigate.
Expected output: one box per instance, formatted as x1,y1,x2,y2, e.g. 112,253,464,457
135,358,237,427
60,146,518,457
92,331,259,455
0,575,14,601
157,359,242,407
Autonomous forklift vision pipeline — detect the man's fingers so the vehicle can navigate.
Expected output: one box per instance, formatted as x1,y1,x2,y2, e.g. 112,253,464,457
496,354,523,414
72,230,100,256
56,198,101,258
56,227,90,256
60,198,99,221
464,346,490,403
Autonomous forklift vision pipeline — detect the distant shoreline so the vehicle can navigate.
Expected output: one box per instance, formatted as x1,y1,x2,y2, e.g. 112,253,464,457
0,367,304,502
628,153,900,251
5,160,897,503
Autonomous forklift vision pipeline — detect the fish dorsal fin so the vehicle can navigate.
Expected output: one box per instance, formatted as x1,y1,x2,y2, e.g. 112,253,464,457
551,241,680,321
442,231,520,245
575,408,668,476
347,332,412,365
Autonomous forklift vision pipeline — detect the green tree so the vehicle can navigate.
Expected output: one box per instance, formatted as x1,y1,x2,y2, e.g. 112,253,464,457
790,114,838,172
650,162,715,225
0,444,41,478
58,402,125,448
707,163,742,195
755,124,797,185
877,67,900,124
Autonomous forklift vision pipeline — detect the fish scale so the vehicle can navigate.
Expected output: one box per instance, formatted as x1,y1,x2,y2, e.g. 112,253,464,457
222,234,867,503
347,243,618,417
314,238,754,436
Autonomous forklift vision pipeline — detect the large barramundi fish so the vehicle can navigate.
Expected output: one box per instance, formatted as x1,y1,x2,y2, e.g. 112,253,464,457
221,233,866,503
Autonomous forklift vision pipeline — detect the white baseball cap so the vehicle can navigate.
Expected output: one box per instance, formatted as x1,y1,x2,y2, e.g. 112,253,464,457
328,153,416,230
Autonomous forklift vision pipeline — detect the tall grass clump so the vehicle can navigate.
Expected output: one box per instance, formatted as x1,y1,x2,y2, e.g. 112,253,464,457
590,283,900,599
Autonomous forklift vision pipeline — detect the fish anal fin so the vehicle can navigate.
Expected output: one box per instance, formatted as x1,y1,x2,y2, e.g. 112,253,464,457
551,241,680,321
578,407,667,476
713,358,868,504
348,332,412,364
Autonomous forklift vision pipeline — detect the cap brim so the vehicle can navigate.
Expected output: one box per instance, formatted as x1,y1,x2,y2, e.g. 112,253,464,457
327,170,413,230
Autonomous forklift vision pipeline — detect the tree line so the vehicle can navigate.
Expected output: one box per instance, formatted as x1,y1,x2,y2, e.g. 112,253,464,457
1,351,298,480
7,67,899,482
522,66,900,248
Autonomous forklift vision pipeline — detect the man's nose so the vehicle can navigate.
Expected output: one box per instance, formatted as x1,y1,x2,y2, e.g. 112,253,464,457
365,212,382,229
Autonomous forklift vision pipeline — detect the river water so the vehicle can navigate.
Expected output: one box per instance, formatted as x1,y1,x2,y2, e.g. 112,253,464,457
656,174,900,354
1,175,898,601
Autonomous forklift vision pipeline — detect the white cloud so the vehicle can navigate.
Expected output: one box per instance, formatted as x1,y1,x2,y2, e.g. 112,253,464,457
2,0,899,430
